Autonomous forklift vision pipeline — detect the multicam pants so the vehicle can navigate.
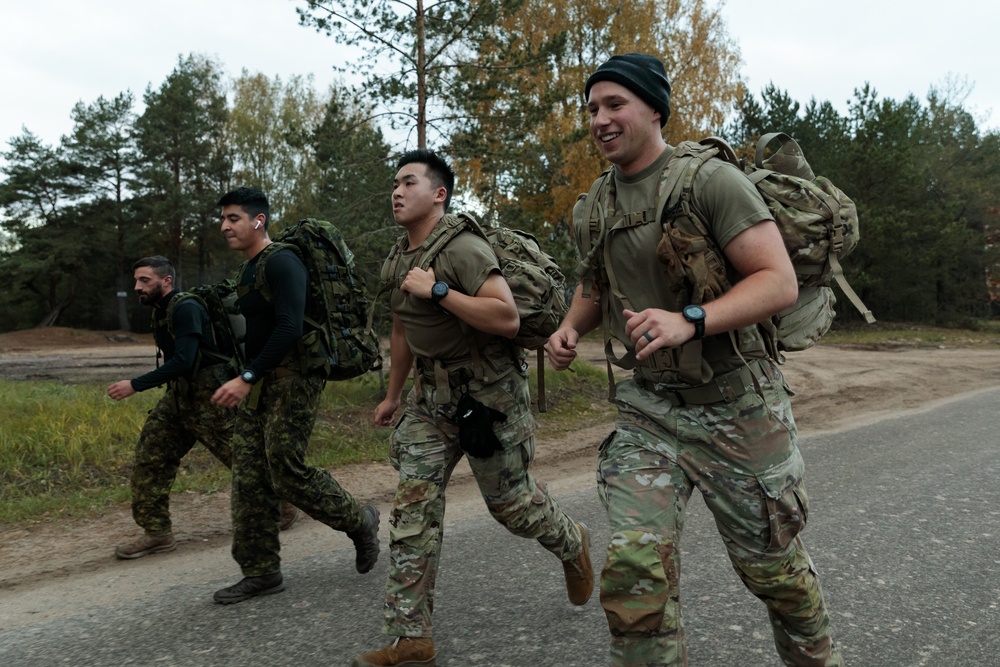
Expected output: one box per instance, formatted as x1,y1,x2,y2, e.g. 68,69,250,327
131,369,234,534
230,372,366,577
598,362,845,667
383,368,583,637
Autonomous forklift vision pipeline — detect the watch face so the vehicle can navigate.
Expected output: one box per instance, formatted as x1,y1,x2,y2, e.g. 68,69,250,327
684,304,706,321
242,370,255,383
431,281,449,305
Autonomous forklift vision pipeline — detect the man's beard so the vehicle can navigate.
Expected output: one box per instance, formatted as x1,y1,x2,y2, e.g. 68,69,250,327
137,286,162,305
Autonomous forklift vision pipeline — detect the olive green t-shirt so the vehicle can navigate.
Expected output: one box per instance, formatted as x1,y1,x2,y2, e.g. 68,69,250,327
388,225,499,365
575,146,773,384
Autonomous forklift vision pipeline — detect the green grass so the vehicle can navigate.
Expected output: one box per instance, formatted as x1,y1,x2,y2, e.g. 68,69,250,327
0,361,611,525
0,382,236,523
8,319,994,526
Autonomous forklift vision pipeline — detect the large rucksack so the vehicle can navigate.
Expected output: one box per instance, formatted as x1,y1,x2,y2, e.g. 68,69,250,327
161,280,246,373
247,218,382,381
375,212,569,409
579,132,875,363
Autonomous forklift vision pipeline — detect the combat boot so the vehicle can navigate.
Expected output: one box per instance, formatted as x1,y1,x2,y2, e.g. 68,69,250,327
351,637,436,667
562,522,594,605
348,504,380,573
213,572,285,604
114,531,176,559
280,500,300,531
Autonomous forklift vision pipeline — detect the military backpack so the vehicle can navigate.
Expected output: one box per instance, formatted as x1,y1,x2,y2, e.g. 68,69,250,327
578,132,875,364
161,280,246,373
245,218,382,381
375,212,569,409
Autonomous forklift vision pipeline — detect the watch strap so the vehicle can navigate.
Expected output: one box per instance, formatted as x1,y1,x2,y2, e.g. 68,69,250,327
431,281,449,306
683,305,706,340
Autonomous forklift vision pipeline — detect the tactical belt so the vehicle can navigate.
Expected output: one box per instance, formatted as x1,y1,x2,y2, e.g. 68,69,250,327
634,359,769,406
168,363,226,394
414,357,519,405
246,366,300,410
416,364,470,389
414,357,474,405
269,367,298,379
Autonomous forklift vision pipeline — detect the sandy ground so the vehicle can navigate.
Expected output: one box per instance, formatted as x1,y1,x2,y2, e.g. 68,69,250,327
2,326,999,599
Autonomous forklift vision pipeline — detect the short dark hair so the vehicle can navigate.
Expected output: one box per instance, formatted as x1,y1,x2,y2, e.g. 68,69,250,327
396,149,455,212
218,186,270,229
132,255,175,282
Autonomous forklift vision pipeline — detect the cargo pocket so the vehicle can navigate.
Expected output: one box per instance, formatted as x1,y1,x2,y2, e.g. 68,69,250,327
756,448,809,553
493,409,534,451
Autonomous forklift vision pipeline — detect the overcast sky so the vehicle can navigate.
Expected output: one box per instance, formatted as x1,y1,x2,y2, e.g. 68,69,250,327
1,0,997,154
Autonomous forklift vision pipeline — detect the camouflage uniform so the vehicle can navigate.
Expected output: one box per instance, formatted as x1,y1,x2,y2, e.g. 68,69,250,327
381,221,584,637
577,149,844,666
230,371,367,576
230,246,369,577
128,293,233,535
385,363,581,636
599,371,840,666
131,367,233,534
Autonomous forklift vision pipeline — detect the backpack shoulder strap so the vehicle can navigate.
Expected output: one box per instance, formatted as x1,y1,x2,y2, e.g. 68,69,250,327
162,291,197,339
252,241,295,300
365,216,482,336
416,213,484,271
235,242,285,302
161,290,216,374
575,166,615,299
378,234,408,290
367,234,409,335
654,139,744,386
655,140,727,222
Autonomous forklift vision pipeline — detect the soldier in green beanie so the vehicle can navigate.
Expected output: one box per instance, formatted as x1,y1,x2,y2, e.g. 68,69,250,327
546,53,845,666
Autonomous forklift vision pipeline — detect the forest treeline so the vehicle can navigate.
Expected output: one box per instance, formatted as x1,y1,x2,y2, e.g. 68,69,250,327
1,0,997,334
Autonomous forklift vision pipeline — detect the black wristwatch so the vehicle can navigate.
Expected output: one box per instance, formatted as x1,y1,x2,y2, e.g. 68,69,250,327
240,369,260,385
430,281,450,306
682,304,706,340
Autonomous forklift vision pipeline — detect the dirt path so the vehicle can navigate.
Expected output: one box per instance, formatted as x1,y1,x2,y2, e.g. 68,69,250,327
2,327,999,599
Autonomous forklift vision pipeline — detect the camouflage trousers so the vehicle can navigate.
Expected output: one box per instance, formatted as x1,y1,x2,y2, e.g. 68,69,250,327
131,370,233,534
230,372,366,577
383,369,583,637
598,362,844,667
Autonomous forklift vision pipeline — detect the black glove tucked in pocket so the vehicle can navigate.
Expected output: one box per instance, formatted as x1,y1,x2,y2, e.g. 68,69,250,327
454,392,508,458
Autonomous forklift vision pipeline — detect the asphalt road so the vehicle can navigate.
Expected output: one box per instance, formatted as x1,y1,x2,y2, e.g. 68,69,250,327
1,388,997,666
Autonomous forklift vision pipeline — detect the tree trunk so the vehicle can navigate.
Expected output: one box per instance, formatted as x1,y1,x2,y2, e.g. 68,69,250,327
36,285,78,328
416,0,426,149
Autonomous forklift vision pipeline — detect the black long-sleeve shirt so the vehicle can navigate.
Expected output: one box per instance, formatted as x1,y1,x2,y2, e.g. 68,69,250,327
131,291,216,392
238,246,308,375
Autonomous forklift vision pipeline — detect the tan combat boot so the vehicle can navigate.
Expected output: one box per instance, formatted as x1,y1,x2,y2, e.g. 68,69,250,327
351,637,436,667
114,532,176,560
562,522,594,605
